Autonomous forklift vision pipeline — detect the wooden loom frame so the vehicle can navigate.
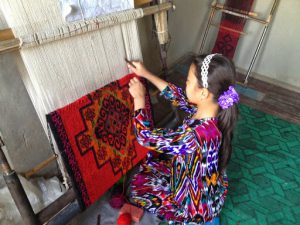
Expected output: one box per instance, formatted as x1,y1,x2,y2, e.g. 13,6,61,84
198,0,279,85
0,2,174,225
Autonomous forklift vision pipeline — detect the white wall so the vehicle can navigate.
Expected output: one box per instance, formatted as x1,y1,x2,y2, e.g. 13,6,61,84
166,0,300,91
167,0,211,64
234,0,300,90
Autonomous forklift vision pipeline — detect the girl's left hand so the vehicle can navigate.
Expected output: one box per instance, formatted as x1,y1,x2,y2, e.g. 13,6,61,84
128,77,146,99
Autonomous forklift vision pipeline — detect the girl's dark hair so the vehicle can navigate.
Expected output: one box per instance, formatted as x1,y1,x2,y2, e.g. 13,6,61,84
193,54,239,172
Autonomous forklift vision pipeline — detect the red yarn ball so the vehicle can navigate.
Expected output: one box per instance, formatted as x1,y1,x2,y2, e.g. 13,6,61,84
117,213,132,225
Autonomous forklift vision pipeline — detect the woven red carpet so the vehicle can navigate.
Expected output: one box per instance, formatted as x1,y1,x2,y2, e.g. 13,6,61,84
46,74,152,208
212,0,255,59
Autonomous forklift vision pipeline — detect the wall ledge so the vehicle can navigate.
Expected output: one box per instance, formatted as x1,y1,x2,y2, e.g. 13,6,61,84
237,67,300,94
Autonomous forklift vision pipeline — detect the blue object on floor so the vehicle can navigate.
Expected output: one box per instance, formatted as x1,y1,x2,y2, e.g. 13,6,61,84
235,83,265,101
174,64,189,75
203,217,220,225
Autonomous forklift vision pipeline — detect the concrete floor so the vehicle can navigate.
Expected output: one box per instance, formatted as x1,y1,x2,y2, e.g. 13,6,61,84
66,192,161,225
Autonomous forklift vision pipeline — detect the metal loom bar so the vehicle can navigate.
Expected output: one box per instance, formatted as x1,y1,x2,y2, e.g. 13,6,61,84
199,3,217,54
244,0,279,84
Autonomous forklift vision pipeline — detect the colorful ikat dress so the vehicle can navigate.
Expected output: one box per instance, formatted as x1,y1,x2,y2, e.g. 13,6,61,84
130,83,228,224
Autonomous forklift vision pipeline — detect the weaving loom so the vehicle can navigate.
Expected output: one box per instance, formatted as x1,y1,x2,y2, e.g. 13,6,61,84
0,0,142,130
199,0,279,84
46,74,153,208
211,0,255,59
0,1,172,224
0,1,145,207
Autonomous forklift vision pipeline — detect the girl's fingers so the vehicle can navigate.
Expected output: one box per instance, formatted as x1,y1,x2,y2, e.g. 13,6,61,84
129,79,136,87
129,77,139,85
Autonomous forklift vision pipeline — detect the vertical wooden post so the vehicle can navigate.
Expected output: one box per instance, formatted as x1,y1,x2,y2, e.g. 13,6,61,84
153,0,170,78
0,136,39,225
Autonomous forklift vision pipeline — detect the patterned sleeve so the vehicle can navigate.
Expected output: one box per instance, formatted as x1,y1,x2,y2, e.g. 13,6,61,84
160,83,197,114
133,108,198,155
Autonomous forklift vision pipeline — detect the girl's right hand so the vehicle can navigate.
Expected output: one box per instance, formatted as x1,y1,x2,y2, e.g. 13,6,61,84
127,61,149,78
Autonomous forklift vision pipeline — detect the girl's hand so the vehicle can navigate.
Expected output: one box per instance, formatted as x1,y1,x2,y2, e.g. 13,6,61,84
127,61,149,78
128,77,145,99
129,77,146,110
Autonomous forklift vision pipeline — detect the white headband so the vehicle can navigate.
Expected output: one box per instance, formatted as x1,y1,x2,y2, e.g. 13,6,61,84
201,53,219,88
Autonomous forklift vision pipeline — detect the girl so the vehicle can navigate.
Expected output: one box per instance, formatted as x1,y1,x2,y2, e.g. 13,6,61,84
127,54,239,224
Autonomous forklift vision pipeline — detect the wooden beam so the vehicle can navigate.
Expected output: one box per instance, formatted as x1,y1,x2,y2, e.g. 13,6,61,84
0,28,14,41
135,0,152,7
0,2,172,53
213,3,268,24
23,154,57,179
215,3,258,17
0,38,20,54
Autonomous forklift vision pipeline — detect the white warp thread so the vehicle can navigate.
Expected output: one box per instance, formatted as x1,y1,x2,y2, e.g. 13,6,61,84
0,0,143,186
19,8,144,48
0,0,143,130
